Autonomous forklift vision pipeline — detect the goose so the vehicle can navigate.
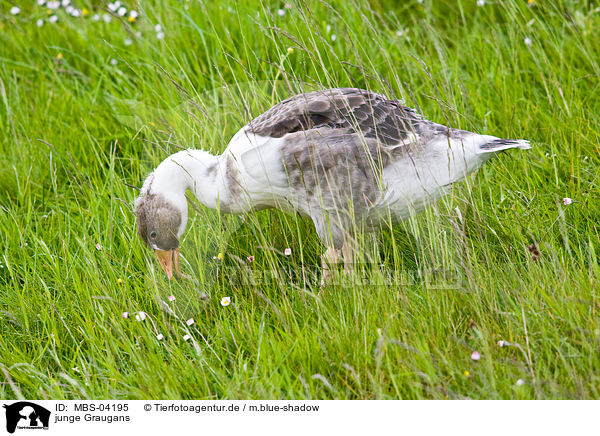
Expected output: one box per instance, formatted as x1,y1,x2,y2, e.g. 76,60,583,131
135,87,530,280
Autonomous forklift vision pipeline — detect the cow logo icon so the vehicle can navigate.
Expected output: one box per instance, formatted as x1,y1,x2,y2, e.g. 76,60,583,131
2,402,50,433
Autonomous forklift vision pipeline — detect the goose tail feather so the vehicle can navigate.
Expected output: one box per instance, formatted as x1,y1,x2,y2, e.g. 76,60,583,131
478,138,531,153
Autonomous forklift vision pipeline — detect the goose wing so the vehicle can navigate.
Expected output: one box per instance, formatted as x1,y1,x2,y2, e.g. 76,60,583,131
247,87,422,146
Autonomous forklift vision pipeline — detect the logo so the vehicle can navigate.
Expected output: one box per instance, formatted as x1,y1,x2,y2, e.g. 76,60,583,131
3,402,50,434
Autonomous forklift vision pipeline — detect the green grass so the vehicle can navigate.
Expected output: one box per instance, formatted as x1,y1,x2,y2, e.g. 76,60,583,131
1,0,599,399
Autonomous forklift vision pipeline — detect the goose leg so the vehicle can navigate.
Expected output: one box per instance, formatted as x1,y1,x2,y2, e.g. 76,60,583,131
342,239,353,274
321,246,341,286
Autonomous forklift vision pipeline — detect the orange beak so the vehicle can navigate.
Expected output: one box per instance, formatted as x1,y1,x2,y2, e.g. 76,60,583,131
155,248,181,280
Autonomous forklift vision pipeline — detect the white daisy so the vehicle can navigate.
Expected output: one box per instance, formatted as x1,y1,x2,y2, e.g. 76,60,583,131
47,1,60,9
117,6,127,16
277,9,286,16
524,37,532,47
110,58,118,65
156,31,165,39
92,14,100,21
61,0,70,6
9,6,20,15
221,297,231,307
156,333,164,340
37,19,44,27
154,23,162,32
103,13,112,23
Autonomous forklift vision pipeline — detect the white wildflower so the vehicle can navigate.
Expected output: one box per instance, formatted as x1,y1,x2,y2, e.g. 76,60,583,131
524,37,532,47
10,6,20,15
277,9,285,16
156,31,165,39
221,297,231,307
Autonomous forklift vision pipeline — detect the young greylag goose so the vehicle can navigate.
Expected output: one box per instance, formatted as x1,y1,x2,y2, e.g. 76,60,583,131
135,88,530,279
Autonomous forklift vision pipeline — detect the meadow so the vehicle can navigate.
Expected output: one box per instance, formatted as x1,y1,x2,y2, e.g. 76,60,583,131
0,0,599,399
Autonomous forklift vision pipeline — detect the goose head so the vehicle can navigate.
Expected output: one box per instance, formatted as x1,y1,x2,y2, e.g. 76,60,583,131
135,188,188,279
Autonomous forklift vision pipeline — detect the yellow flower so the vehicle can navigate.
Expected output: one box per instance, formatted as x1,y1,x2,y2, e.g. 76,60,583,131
217,252,223,260
82,8,89,16
128,15,136,23
287,47,294,54
57,53,63,60
117,278,123,284
463,370,470,377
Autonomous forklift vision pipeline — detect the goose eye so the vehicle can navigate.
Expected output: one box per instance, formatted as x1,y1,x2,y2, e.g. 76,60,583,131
150,231,157,239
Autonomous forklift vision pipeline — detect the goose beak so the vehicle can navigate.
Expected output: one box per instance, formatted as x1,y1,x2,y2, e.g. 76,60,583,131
155,248,181,280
